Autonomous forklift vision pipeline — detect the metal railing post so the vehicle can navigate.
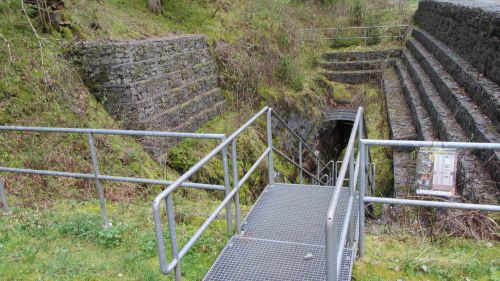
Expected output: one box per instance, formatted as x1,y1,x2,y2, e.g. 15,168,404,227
359,140,366,257
87,133,110,227
0,178,12,216
316,154,320,185
332,161,335,186
348,148,355,245
298,141,303,184
326,223,339,281
266,108,274,185
222,143,233,236
166,194,181,281
231,140,241,234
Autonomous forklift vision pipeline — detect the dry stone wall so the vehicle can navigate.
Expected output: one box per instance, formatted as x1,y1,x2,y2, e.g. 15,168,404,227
414,0,500,84
76,35,225,160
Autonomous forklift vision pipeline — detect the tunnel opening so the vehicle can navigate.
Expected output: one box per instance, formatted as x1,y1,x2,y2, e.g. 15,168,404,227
317,108,358,165
317,120,354,163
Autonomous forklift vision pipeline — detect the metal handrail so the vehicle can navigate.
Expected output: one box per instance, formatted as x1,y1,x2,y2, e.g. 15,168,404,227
152,107,331,280
300,24,409,44
272,147,328,185
0,126,226,227
299,25,409,31
358,138,500,259
271,110,332,174
152,106,270,277
325,107,363,281
0,125,225,139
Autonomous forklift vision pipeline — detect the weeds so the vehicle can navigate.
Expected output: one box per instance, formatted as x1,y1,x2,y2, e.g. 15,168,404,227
277,56,304,92
58,212,127,248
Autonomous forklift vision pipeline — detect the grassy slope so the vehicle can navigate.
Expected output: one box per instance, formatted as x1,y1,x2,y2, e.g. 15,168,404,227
2,0,496,280
354,224,500,281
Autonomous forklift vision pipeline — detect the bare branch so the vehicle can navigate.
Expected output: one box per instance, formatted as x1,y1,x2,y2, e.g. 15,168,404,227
0,33,13,64
21,0,44,67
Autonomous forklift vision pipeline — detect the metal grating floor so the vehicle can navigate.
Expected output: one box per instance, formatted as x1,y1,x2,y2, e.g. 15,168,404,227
240,184,336,246
204,236,326,281
204,183,357,281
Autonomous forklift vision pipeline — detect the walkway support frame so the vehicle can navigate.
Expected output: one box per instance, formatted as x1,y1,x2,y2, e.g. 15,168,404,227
151,107,332,280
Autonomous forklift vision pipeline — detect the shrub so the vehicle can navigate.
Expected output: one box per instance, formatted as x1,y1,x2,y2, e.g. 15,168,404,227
58,213,100,241
350,0,365,26
277,56,304,92
96,226,124,248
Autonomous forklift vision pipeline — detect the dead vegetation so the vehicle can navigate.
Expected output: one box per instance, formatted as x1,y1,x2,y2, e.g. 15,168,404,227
382,203,500,241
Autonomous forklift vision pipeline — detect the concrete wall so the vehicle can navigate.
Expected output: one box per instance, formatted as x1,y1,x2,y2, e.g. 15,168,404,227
75,35,225,160
414,0,500,84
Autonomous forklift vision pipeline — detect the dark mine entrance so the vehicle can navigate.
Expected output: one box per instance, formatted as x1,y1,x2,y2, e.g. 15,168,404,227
317,108,357,163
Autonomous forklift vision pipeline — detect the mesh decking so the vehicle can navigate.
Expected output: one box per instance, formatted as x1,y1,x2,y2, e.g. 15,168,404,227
204,237,326,281
240,184,337,246
204,183,357,281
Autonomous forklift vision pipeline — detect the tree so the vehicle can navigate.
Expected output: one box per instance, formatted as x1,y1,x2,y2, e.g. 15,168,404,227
148,0,161,13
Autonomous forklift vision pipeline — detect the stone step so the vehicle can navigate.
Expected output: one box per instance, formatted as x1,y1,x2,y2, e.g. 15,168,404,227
382,67,418,142
322,49,401,62
412,29,500,133
99,61,215,90
100,48,212,84
145,100,226,161
383,67,419,195
321,59,393,71
394,59,437,141
135,76,218,120
402,50,497,204
100,75,218,120
393,151,417,196
323,70,382,84
142,87,224,129
408,39,500,185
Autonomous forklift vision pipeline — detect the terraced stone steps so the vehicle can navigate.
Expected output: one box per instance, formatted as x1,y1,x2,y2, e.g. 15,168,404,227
322,49,401,62
382,67,418,194
321,60,393,71
323,70,382,84
383,68,418,143
394,60,437,141
144,88,224,128
412,29,500,132
408,38,500,185
321,50,400,84
77,36,225,161
402,49,497,204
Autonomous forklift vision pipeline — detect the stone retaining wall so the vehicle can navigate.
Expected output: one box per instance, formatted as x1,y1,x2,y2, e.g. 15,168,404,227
414,0,500,84
75,35,225,160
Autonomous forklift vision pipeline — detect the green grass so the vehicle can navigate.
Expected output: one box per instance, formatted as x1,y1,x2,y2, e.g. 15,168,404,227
0,190,251,281
3,208,497,281
354,224,500,281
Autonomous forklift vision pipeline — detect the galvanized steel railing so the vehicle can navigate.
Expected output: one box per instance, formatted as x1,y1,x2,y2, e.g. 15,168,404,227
325,107,363,280
325,109,500,281
357,139,500,260
0,126,227,227
151,107,333,279
300,24,410,44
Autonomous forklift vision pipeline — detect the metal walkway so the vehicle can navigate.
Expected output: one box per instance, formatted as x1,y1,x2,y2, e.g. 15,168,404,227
3,106,498,281
204,183,358,281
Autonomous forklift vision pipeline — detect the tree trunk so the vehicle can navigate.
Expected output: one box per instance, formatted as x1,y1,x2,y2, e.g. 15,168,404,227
148,0,161,13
